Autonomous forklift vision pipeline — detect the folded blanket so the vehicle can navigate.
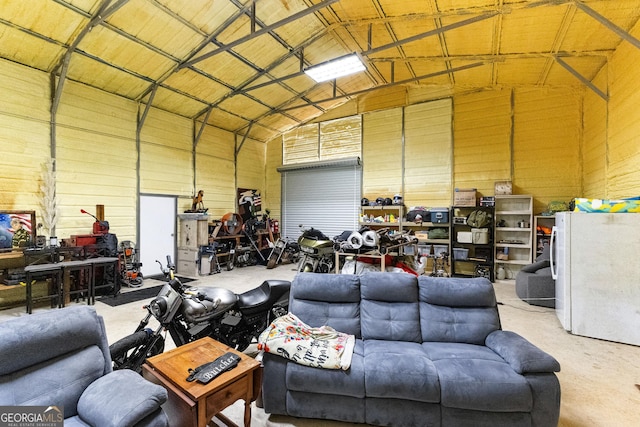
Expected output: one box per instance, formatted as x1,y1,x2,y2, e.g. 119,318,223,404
257,313,355,370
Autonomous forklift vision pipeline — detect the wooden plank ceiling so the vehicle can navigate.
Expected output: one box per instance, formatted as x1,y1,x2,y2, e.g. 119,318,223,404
1,0,639,142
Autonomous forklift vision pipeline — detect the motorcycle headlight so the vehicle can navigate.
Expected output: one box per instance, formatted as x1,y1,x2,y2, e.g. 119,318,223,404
149,296,168,319
301,246,317,254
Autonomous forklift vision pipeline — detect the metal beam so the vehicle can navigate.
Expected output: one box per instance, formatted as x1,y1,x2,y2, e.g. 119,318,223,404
137,84,158,134
276,62,485,113
194,107,214,147
554,56,608,101
235,122,254,156
51,0,129,115
574,0,640,51
363,12,498,57
240,12,497,95
181,0,340,68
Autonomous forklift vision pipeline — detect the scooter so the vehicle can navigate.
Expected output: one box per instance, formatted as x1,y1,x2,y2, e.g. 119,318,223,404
109,256,290,372
296,225,335,273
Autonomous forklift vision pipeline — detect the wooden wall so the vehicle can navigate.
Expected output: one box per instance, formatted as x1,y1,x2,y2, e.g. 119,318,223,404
0,58,264,244
3,19,640,247
0,60,50,212
603,19,640,198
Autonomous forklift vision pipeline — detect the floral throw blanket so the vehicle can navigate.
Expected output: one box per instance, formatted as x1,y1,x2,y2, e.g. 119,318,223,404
257,313,355,370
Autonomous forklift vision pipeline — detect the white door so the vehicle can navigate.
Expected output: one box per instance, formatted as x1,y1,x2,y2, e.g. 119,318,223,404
140,195,176,277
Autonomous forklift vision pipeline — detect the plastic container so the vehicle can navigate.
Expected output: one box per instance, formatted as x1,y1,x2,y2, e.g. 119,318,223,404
433,245,448,256
471,228,489,244
457,231,472,243
430,208,449,223
453,248,469,260
417,244,448,256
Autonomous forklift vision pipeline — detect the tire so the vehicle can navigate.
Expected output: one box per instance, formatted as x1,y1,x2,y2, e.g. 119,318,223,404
227,255,235,271
266,257,277,269
109,330,165,372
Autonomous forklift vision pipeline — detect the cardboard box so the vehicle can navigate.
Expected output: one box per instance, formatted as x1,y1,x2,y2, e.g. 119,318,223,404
454,188,477,207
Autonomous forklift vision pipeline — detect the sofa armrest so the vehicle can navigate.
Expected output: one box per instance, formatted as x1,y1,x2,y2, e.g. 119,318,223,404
78,369,167,427
486,330,560,374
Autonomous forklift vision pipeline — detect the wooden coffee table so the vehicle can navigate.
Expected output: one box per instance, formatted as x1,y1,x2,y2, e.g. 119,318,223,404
142,337,261,427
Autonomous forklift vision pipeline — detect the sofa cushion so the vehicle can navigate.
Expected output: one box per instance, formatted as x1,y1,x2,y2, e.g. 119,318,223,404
285,340,365,398
434,358,532,412
289,273,361,337
0,346,105,418
422,342,505,364
419,276,501,344
418,276,496,307
0,306,110,376
360,273,421,342
363,340,439,403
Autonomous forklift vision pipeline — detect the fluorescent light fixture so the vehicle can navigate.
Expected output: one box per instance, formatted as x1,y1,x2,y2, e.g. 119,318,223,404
304,54,366,83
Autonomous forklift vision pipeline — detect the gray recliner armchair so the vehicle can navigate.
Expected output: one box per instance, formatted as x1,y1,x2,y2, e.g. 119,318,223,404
0,306,169,427
516,244,555,308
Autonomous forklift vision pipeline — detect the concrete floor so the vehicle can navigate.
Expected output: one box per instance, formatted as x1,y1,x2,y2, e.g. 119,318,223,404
1,265,639,426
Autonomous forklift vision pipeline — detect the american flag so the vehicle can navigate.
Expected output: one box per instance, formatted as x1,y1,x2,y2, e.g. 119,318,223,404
10,213,32,233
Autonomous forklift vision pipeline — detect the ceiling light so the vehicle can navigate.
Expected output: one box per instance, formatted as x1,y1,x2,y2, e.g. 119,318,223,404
304,54,366,83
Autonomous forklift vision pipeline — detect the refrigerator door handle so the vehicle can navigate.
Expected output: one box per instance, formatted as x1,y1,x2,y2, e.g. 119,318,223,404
550,225,558,280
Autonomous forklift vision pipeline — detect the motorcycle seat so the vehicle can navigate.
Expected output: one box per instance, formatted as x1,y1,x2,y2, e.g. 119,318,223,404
238,280,291,314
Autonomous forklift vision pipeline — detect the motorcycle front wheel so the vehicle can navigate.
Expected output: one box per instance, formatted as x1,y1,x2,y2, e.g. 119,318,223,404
109,330,165,372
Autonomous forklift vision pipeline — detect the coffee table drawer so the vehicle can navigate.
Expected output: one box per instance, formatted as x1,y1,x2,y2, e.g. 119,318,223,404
205,374,249,414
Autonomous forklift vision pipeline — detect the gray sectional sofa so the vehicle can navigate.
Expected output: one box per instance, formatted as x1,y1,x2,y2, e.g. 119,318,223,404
262,272,561,427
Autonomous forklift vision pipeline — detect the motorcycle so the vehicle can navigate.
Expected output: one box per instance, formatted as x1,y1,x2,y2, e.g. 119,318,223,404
296,225,335,273
109,256,291,372
266,237,299,269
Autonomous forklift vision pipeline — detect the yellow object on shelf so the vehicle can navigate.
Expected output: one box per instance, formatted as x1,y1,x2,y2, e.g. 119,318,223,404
573,197,640,213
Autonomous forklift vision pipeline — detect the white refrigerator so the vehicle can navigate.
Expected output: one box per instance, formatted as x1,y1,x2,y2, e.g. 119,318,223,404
551,212,640,346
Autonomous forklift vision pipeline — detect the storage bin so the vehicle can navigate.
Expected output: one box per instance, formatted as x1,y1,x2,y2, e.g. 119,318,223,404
471,228,489,244
433,245,448,256
457,231,472,243
417,244,448,256
453,248,469,260
430,208,449,223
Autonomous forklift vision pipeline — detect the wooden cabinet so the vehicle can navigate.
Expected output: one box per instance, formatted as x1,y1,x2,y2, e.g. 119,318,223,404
178,214,209,277
450,206,494,281
494,195,533,281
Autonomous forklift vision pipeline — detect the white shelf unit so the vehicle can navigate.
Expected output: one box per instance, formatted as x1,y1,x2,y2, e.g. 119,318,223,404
359,205,404,231
494,195,533,280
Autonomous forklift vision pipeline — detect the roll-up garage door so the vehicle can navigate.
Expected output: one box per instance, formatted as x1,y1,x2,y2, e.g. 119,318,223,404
278,157,362,242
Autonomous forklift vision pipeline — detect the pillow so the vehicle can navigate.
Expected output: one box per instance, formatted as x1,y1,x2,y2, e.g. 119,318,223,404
78,370,167,427
521,259,550,273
